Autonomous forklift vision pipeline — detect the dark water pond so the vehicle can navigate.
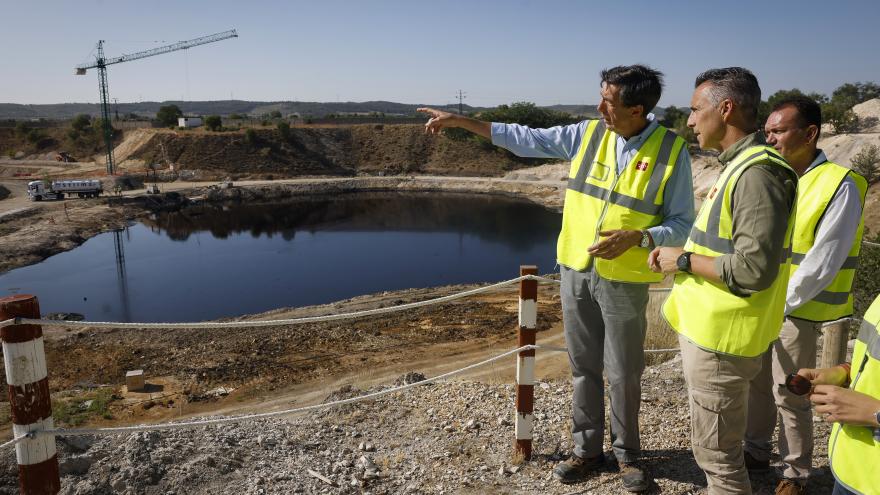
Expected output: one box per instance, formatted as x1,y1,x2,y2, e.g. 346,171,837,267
0,193,561,322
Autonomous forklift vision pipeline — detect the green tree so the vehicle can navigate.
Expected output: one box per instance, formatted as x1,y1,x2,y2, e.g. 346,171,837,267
854,232,880,319
204,115,222,131
445,102,578,142
823,81,880,134
268,110,283,119
156,104,183,127
852,143,880,184
71,114,91,132
245,128,258,147
659,106,686,128
276,121,291,140
14,122,29,136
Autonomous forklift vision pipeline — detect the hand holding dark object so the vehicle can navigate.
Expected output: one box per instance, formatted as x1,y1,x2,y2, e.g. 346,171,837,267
784,372,812,396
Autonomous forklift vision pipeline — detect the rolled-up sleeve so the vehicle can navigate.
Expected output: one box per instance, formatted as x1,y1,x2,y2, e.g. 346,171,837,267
647,150,695,247
490,121,586,160
714,164,797,296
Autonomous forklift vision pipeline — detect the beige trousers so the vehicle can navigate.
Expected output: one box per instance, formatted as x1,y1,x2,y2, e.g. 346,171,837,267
680,334,764,495
745,317,821,480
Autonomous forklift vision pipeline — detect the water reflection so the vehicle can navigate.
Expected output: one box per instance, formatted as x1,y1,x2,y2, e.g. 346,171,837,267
143,192,557,250
1,193,561,322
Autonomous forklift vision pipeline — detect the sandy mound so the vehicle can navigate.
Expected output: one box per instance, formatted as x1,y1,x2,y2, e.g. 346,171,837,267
853,98,880,132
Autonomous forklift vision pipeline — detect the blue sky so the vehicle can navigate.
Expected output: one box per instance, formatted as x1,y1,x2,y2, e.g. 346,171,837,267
1,0,878,108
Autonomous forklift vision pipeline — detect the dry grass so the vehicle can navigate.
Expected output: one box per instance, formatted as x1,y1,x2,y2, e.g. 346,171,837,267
645,291,678,366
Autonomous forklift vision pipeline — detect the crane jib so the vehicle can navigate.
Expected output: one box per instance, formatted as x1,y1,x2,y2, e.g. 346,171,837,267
73,29,238,176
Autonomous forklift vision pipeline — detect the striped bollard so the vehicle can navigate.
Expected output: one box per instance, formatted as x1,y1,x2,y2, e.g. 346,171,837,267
0,295,60,495
515,265,537,460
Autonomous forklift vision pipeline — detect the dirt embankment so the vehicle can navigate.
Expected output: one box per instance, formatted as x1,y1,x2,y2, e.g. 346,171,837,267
122,125,540,179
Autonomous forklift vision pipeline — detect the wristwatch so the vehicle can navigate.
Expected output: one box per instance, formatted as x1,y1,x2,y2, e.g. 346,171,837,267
874,411,880,442
676,251,693,273
639,230,651,248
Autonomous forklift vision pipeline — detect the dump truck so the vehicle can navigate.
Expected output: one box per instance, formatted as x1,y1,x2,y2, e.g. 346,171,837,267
27,179,103,201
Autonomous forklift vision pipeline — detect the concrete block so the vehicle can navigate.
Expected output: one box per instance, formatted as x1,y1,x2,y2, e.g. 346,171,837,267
126,369,145,391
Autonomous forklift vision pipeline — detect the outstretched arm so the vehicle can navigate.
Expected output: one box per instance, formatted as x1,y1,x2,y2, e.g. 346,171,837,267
417,107,491,139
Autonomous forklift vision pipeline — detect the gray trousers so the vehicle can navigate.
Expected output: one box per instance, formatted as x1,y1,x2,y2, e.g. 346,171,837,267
745,317,821,480
560,266,649,464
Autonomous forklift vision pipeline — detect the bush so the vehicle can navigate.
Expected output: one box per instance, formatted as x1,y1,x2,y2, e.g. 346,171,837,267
854,232,880,319
156,104,183,127
277,121,291,140
824,104,860,134
25,129,43,144
205,115,222,131
852,144,880,184
245,128,258,147
14,122,29,136
444,102,578,142
71,114,91,132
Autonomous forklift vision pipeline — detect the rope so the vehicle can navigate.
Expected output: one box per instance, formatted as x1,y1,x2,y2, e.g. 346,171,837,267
0,436,26,450
864,240,880,248
15,345,538,442
2,275,555,330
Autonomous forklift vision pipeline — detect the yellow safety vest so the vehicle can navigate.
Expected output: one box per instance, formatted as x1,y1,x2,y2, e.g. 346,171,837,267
557,120,686,282
663,145,797,357
789,162,868,322
828,295,880,495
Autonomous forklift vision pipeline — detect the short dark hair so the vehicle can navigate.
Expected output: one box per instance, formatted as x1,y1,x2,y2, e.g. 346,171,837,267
772,95,822,139
694,67,761,124
600,65,664,115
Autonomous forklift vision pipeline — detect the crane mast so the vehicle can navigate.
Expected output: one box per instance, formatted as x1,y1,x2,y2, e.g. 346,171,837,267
75,30,238,175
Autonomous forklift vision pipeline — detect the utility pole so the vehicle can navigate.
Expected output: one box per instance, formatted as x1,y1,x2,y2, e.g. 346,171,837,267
456,90,467,114
113,98,119,121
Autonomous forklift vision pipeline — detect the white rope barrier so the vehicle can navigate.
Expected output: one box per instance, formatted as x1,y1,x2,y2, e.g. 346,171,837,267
1,275,558,330
6,344,540,445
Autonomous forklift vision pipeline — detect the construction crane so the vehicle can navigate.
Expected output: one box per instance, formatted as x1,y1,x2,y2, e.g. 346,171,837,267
75,30,238,175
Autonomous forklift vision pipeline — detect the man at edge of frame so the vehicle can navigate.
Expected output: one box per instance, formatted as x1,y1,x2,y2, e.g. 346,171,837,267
419,64,695,492
651,67,798,495
743,95,867,495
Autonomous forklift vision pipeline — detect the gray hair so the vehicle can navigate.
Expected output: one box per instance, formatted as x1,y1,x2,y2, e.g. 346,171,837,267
695,67,761,124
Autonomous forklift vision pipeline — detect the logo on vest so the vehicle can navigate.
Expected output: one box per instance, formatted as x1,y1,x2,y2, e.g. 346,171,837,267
708,186,718,200
635,161,649,171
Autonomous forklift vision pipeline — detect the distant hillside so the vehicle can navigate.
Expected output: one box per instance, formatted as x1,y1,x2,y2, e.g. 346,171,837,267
0,100,607,121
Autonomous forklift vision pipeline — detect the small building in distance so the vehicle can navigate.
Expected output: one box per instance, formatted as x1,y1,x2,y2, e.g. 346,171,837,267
178,117,203,128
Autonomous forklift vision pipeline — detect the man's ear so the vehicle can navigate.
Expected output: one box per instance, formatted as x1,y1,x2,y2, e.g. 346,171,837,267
630,104,645,119
718,99,734,123
806,124,819,144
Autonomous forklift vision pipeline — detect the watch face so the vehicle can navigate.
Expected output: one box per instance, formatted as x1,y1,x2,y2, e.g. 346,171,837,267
676,253,690,272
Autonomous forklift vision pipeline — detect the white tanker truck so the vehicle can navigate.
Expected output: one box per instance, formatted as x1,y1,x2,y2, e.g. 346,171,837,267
27,179,103,201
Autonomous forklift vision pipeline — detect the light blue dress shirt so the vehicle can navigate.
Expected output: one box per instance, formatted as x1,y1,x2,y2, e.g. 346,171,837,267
490,114,695,247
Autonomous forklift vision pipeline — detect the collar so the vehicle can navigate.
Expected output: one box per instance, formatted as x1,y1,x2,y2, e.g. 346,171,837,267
718,131,766,165
803,150,828,174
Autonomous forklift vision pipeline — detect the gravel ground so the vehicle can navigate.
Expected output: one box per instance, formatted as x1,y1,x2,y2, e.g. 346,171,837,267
0,355,836,494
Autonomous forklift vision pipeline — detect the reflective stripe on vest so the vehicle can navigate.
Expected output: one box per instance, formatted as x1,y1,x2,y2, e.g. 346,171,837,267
829,295,880,495
556,121,685,282
662,145,797,357
789,163,868,322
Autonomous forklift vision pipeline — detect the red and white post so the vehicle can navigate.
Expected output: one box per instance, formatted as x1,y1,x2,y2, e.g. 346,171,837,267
515,265,537,460
0,295,60,495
